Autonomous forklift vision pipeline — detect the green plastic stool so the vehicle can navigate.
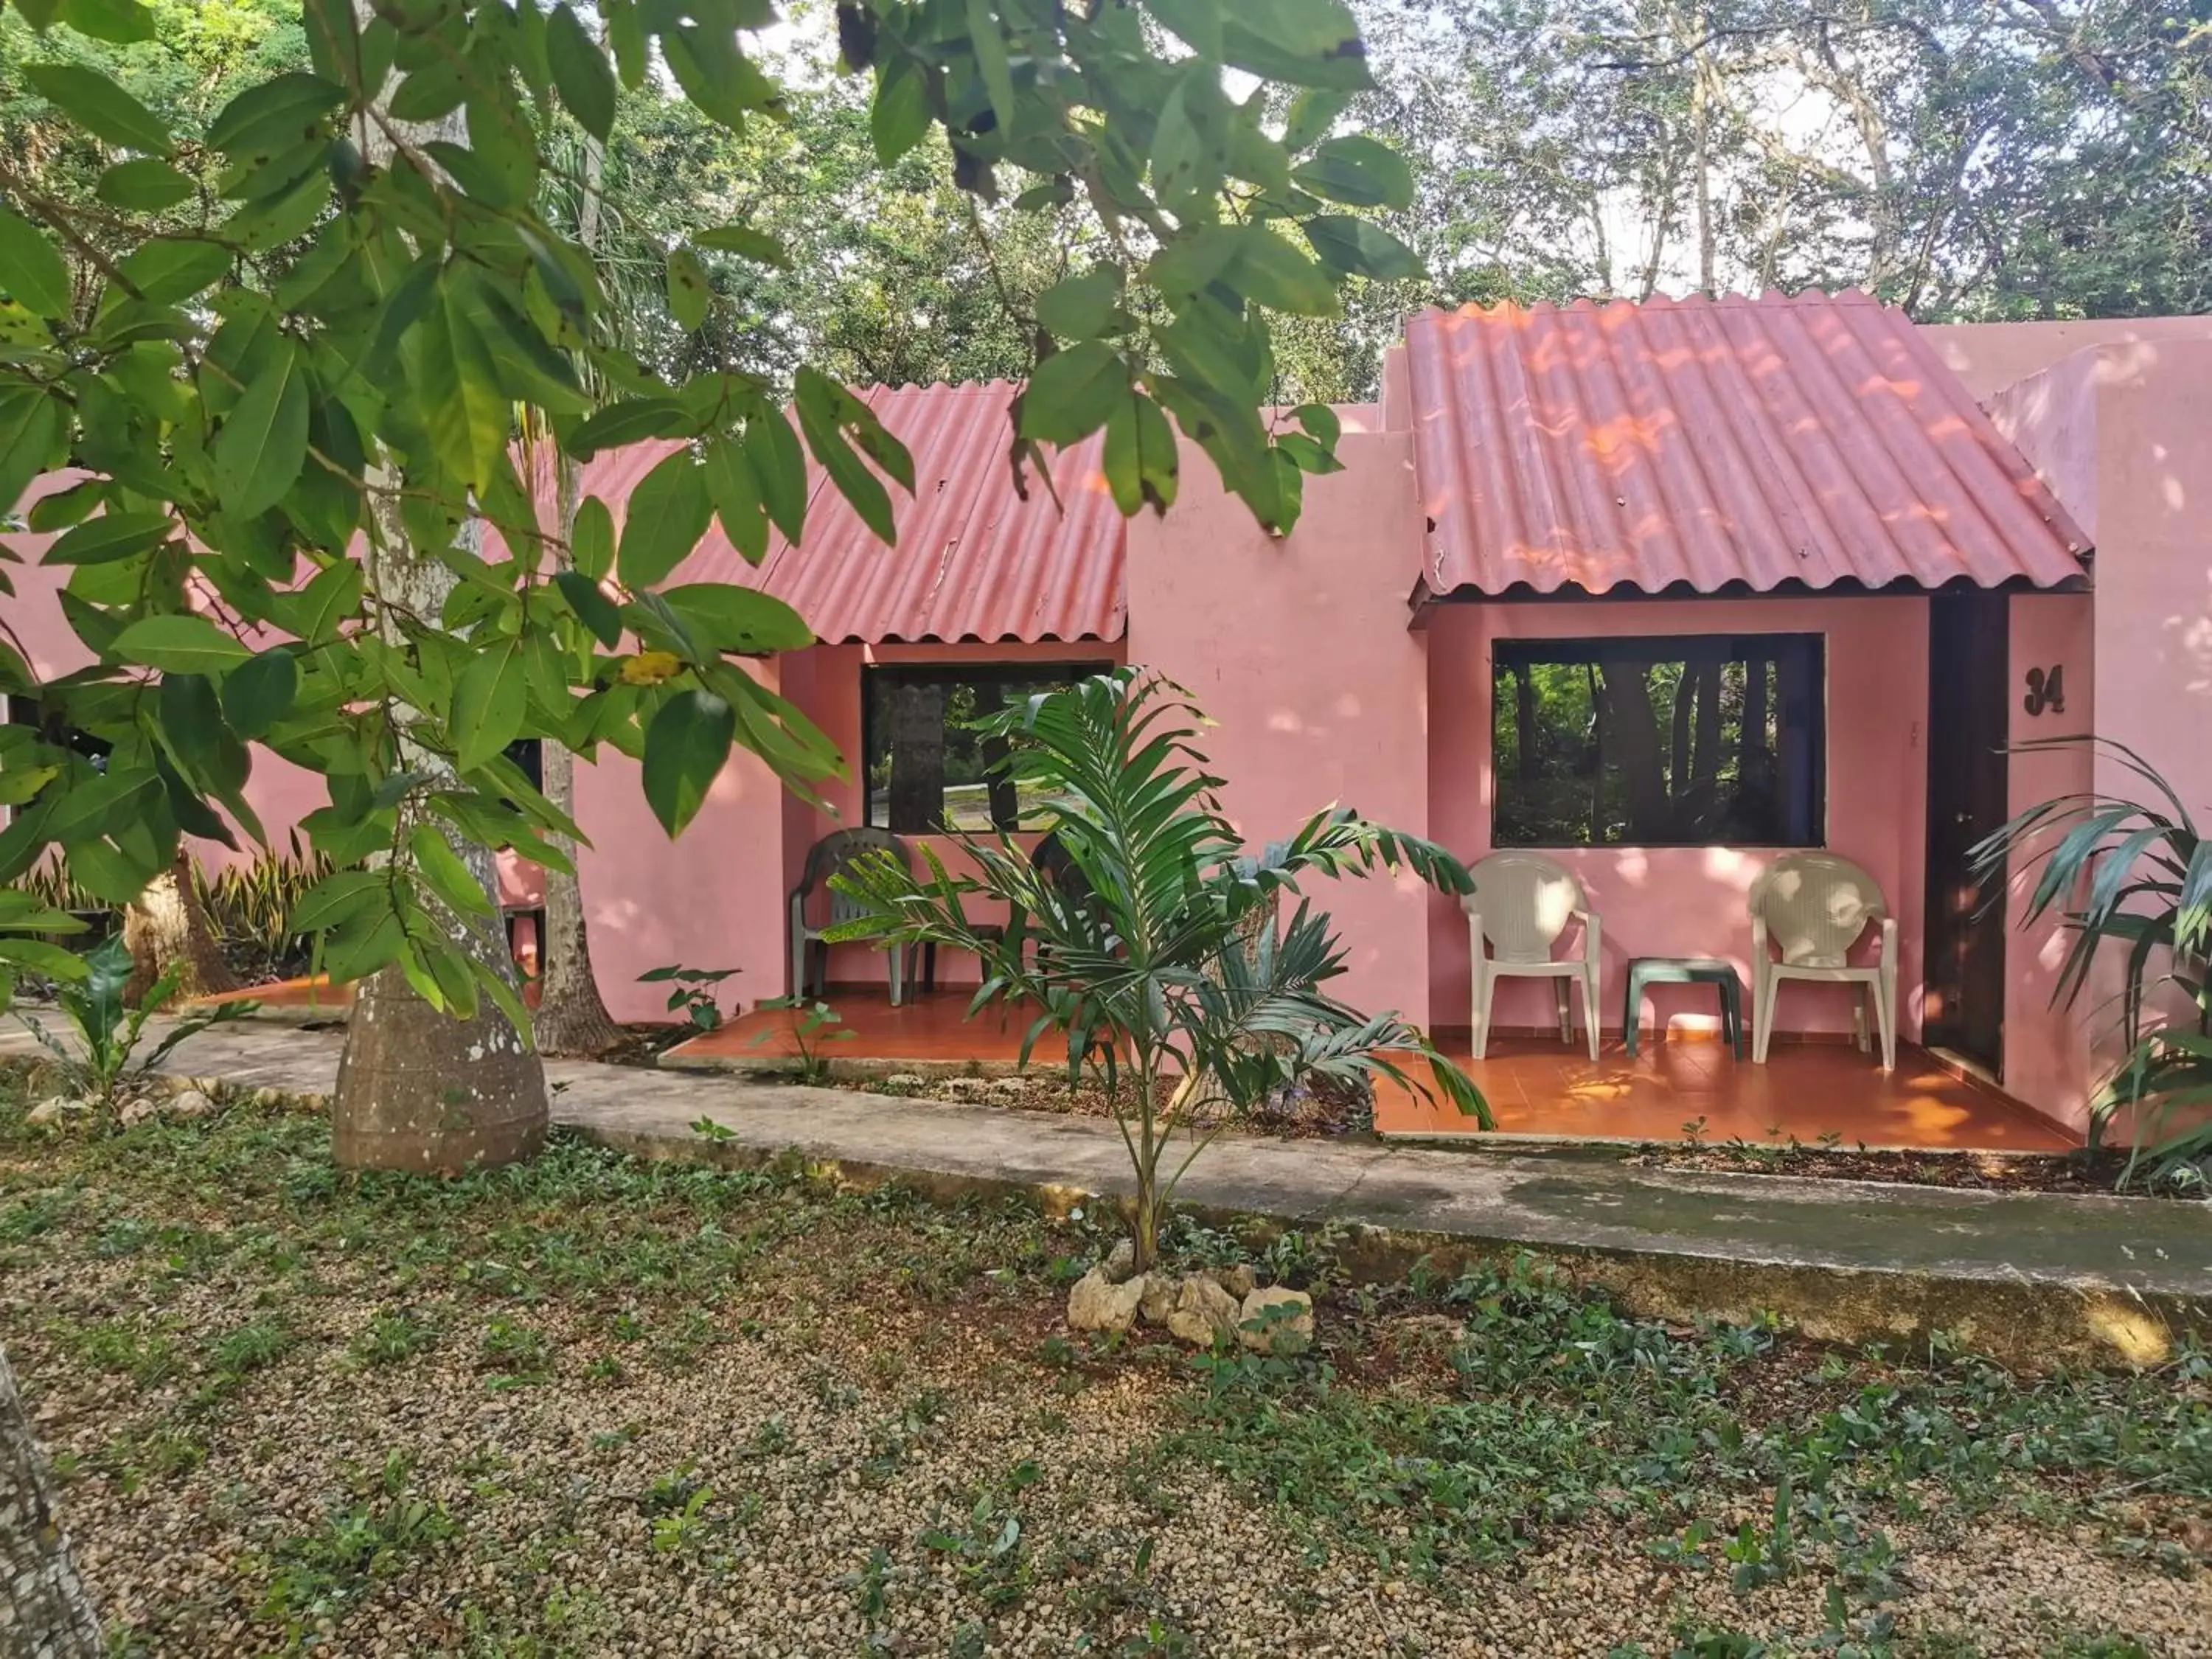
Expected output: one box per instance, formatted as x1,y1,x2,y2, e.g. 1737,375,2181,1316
1622,957,1746,1060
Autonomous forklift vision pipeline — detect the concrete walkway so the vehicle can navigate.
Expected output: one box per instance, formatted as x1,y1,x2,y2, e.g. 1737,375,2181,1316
5,1018,2207,1366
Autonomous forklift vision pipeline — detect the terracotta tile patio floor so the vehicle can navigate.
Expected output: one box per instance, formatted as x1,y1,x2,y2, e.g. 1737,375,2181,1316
675,988,2081,1152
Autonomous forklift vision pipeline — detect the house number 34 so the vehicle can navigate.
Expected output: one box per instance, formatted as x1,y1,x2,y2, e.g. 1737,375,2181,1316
2023,664,2066,716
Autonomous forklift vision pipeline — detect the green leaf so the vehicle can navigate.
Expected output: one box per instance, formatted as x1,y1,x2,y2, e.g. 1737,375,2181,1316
1282,87,1351,154
667,246,710,331
1234,225,1340,316
641,688,735,837
965,0,1016,130
220,648,298,739
872,57,931,164
56,0,155,45
546,2,616,140
0,205,72,319
268,559,361,644
658,585,813,655
1305,216,1422,281
1222,0,1372,92
0,391,62,516
116,236,230,305
410,823,495,919
692,224,788,265
1104,392,1179,515
417,278,508,489
1291,402,1341,448
207,72,344,162
111,613,251,673
566,398,692,459
1036,266,1123,341
451,636,527,773
214,347,309,518
554,569,623,647
570,495,615,580
745,410,808,545
793,370,898,545
618,451,713,589
703,437,768,566
95,158,195,212
1020,343,1126,445
1293,134,1413,210
24,62,171,154
288,868,385,934
45,510,171,567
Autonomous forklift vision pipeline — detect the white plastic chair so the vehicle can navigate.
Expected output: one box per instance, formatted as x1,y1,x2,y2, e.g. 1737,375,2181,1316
1747,852,1897,1070
1463,852,1601,1061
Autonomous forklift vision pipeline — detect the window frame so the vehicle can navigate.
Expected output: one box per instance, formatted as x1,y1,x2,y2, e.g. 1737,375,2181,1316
1489,631,1827,851
860,660,1113,835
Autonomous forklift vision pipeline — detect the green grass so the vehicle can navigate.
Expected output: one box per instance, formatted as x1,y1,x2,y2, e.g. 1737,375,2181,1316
1,1067,2205,1657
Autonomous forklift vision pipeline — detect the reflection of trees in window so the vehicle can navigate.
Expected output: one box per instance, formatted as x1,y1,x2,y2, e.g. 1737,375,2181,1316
1492,635,1823,847
864,664,1110,832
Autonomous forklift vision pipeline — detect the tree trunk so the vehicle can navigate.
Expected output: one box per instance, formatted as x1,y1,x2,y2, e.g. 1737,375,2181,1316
1599,664,1670,840
0,1344,104,1659
1514,667,1537,782
330,4,548,1174
1690,656,1722,787
121,847,240,1005
532,737,622,1057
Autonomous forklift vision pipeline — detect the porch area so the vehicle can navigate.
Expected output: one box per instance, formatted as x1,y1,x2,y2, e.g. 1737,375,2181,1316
670,988,2078,1151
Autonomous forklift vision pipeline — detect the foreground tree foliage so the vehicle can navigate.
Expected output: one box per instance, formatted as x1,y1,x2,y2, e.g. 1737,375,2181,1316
828,668,1489,1270
0,0,1420,1146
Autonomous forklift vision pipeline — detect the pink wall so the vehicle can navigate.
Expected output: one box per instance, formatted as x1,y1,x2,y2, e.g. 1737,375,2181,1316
1922,317,2212,403
1987,338,2212,1134
569,665,793,1023
1425,595,1931,1042
1127,431,1435,1026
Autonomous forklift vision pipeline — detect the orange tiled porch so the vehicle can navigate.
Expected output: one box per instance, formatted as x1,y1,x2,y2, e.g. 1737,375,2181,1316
677,988,2079,1152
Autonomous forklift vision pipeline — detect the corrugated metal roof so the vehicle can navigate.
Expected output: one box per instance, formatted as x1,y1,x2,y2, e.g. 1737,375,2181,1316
1399,291,2092,600
572,382,1124,644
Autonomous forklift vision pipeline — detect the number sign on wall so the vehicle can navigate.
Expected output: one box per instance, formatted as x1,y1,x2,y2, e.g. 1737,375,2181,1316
2023,665,2066,717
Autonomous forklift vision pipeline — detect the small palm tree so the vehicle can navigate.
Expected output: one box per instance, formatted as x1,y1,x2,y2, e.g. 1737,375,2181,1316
830,669,1490,1270
1973,737,2211,1187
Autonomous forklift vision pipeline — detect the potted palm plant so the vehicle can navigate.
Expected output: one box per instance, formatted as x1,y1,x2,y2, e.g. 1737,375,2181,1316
827,669,1489,1313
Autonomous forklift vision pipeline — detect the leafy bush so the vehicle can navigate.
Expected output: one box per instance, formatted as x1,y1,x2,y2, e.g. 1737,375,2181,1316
830,668,1486,1270
1975,737,2210,1190
13,934,255,1107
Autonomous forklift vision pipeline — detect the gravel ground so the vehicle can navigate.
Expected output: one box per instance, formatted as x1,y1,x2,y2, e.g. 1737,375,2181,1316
3,1081,2207,1658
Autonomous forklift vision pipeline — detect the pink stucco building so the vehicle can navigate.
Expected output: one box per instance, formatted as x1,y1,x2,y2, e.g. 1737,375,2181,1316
8,293,2208,1141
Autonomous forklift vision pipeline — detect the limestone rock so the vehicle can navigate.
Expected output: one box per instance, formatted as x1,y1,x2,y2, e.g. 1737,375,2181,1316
1138,1273,1179,1326
1066,1266,1145,1334
883,1073,926,1090
1212,1263,1257,1300
1237,1287,1315,1354
117,1096,159,1128
1100,1238,1136,1284
1165,1275,1242,1347
166,1088,215,1121
26,1096,91,1128
251,1087,282,1109
988,1077,1028,1096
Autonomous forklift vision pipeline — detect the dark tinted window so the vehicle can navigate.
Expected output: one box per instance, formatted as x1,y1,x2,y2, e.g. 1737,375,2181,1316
1492,634,1824,847
863,665,1108,833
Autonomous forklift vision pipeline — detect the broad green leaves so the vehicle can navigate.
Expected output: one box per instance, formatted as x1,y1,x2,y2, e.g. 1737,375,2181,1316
642,689,735,837
111,614,251,673
0,206,72,319
619,451,713,588
213,347,310,518
23,63,172,155
547,4,616,142
1021,344,1126,446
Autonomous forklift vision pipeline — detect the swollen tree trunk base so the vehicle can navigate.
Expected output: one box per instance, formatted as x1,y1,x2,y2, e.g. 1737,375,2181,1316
122,849,240,1006
531,745,622,1059
333,966,547,1175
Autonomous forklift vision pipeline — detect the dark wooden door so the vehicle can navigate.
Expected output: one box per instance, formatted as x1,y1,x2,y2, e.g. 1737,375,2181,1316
1924,591,2011,1073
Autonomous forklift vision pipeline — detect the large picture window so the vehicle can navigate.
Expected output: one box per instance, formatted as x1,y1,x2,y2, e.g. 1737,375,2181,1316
1492,634,1824,848
863,664,1109,833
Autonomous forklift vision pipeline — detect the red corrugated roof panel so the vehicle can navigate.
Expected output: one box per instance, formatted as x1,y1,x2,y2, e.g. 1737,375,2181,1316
1400,291,2091,599
572,381,1123,644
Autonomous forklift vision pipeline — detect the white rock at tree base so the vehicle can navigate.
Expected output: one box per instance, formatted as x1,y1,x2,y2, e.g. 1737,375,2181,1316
1138,1273,1179,1326
1165,1275,1242,1347
26,1096,92,1127
118,1096,159,1128
167,1088,215,1120
1238,1287,1315,1354
1066,1266,1145,1333
1212,1263,1258,1299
